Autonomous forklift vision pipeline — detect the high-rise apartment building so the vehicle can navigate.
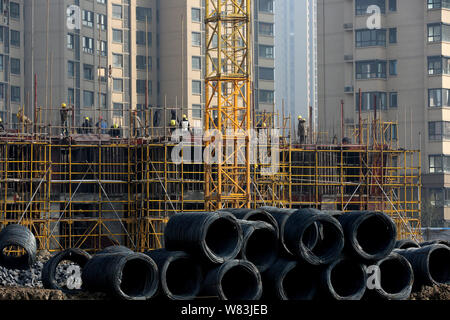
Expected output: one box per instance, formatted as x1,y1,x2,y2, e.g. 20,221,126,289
254,0,275,113
3,0,274,135
318,0,450,225
0,0,25,128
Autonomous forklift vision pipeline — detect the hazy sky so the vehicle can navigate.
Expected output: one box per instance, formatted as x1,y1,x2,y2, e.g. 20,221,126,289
275,0,310,122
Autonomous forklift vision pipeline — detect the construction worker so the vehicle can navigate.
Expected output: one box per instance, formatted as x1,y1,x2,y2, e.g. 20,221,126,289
95,116,108,134
169,111,178,135
181,114,190,133
298,115,306,144
82,117,92,134
60,103,69,136
0,117,4,132
17,109,32,133
110,123,121,138
213,115,219,129
133,110,143,137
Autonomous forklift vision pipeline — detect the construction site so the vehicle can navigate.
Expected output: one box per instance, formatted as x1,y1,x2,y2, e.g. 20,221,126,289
0,0,446,303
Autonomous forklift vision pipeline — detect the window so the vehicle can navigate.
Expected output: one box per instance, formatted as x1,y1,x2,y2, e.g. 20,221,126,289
10,2,20,19
428,0,450,9
82,10,94,27
136,56,152,70
136,31,152,46
259,22,274,36
68,61,75,78
113,103,123,117
389,0,397,11
192,104,202,119
11,86,20,102
429,154,450,173
112,4,123,19
259,0,274,13
429,121,450,140
83,91,94,107
192,32,201,46
113,53,123,68
0,83,5,100
428,23,450,42
136,80,151,94
383,123,397,141
259,45,274,59
355,92,387,110
67,33,74,49
259,67,274,80
0,55,4,71
113,78,123,92
100,93,107,109
10,30,20,47
389,28,397,44
389,92,398,108
428,24,442,42
113,29,123,43
82,36,94,53
355,29,386,47
356,60,387,79
389,60,397,76
97,40,107,56
136,7,152,22
192,56,201,70
0,27,3,42
192,8,201,22
98,67,107,82
356,0,386,15
83,64,94,80
428,56,450,75
68,88,75,105
429,188,450,207
97,13,107,30
259,90,274,103
429,88,450,107
10,58,20,75
192,80,202,95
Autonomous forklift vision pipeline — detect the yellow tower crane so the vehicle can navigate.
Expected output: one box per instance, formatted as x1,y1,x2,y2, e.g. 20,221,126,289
204,0,252,210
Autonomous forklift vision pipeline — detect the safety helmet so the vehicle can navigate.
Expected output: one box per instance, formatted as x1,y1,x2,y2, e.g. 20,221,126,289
298,115,303,120
262,123,267,128
114,123,118,129
183,114,187,119
170,119,177,126
85,117,90,121
0,117,2,122
61,103,67,108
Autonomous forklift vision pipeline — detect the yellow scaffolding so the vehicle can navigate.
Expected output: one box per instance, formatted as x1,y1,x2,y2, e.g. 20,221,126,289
0,120,422,253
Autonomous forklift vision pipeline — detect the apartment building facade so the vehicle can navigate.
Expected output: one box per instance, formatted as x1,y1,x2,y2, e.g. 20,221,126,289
255,0,276,113
318,0,450,225
0,0,25,127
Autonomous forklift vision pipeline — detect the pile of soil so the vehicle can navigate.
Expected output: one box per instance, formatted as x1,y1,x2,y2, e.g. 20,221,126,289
0,287,65,300
409,284,450,300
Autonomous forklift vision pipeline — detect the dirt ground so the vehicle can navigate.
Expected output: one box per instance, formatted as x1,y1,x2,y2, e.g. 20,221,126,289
0,285,448,300
409,284,450,300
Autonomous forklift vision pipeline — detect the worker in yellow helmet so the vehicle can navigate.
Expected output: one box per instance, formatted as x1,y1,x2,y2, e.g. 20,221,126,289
60,103,69,136
82,116,92,134
181,114,190,133
298,115,306,144
110,123,121,138
169,111,178,135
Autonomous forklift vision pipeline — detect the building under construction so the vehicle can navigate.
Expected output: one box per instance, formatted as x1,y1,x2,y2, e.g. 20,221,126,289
0,111,422,253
